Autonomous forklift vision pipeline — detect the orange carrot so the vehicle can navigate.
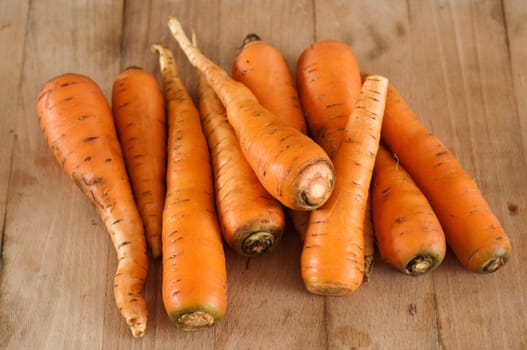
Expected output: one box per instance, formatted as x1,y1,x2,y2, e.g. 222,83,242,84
168,17,335,211
296,43,374,278
152,44,227,330
301,75,388,296
112,67,166,258
231,32,309,245
296,40,362,159
232,33,307,134
36,73,148,337
380,82,512,273
196,42,285,256
372,145,446,275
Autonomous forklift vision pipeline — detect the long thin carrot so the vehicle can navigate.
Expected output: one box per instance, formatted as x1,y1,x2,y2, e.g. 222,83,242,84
296,40,362,159
232,33,307,134
196,40,285,256
301,75,388,296
168,17,335,211
372,145,446,275
152,44,227,330
112,67,166,258
36,73,148,338
380,82,512,273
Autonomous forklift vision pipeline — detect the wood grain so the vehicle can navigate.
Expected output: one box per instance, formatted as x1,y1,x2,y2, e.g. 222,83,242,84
1,1,526,349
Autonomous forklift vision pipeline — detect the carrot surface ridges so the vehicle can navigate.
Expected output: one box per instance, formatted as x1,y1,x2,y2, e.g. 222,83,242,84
301,75,388,296
296,40,362,159
196,37,285,256
36,73,148,338
112,67,167,258
232,33,307,134
152,44,227,330
168,16,335,211
380,81,512,273
372,145,446,275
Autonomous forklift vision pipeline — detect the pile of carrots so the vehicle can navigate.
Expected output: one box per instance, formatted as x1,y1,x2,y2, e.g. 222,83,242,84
35,16,512,337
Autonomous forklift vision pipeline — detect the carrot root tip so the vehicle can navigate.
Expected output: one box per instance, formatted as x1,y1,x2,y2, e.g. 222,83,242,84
405,255,436,275
177,311,215,331
242,231,275,256
297,160,335,209
128,319,146,338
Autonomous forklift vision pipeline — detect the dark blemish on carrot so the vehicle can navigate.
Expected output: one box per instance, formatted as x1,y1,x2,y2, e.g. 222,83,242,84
113,219,124,225
105,158,112,162
83,136,99,143
84,156,92,161
394,216,406,224
63,97,73,102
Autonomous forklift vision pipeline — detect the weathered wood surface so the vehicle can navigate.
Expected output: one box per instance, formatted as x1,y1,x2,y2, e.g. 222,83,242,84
1,1,525,349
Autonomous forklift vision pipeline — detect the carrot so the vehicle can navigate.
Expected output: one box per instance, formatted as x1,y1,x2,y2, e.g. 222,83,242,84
111,67,166,258
380,82,512,273
296,43,375,278
301,75,388,296
231,32,309,245
296,40,362,159
168,17,335,211
36,73,148,337
232,33,307,134
372,145,446,275
152,44,227,330
195,38,285,256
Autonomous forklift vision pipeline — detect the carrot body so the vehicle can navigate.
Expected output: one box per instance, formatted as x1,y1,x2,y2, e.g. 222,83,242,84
197,62,285,256
232,34,307,134
372,145,446,275
231,33,308,244
152,44,227,330
380,82,512,273
36,73,148,337
112,67,166,258
296,40,362,159
301,75,388,296
168,17,335,211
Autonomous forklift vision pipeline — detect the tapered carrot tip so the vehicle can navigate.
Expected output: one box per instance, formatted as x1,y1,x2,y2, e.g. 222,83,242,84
129,319,146,338
296,160,335,208
177,311,215,331
243,231,275,255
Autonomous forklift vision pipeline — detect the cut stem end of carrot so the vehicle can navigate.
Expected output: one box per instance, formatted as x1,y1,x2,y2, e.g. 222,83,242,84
242,231,276,256
297,160,335,209
177,311,215,331
481,256,506,273
405,255,436,275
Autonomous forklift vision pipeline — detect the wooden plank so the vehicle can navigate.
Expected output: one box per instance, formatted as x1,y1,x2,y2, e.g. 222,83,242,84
0,1,123,349
1,0,526,348
0,1,28,272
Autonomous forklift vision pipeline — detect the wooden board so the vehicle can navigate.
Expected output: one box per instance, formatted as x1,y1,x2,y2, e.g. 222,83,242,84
1,1,526,349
